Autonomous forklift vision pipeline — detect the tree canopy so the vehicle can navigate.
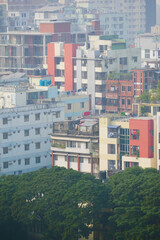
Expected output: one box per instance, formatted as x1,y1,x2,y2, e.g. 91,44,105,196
0,167,110,240
108,167,160,240
0,167,160,240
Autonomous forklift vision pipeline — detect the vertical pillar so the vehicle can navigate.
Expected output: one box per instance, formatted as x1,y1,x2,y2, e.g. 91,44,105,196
52,152,54,167
67,153,69,169
129,162,131,168
91,153,93,175
77,154,80,172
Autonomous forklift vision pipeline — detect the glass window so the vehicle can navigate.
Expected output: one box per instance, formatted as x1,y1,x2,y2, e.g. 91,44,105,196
56,111,60,118
121,86,126,91
35,142,40,149
24,129,29,136
3,147,8,154
3,132,8,139
131,129,139,140
24,115,29,122
108,144,115,154
35,128,40,135
108,160,115,170
131,145,139,157
3,118,8,125
35,157,41,164
128,86,131,91
25,158,30,165
35,113,40,120
67,104,71,110
18,160,21,165
3,162,8,168
80,102,84,108
145,49,150,58
24,144,29,151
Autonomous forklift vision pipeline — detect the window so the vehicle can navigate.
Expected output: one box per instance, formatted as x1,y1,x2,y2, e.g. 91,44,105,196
79,157,84,163
131,145,139,157
153,50,155,57
121,86,125,91
35,113,40,120
120,57,127,65
24,115,29,122
3,132,8,139
131,129,139,140
35,156,41,164
80,102,84,108
35,142,40,149
3,147,8,154
132,56,137,62
18,160,21,165
3,162,8,168
108,160,115,170
24,129,29,137
25,158,30,165
24,144,29,151
158,50,160,59
127,99,131,105
3,118,8,125
86,142,89,149
128,86,131,92
67,141,76,148
56,111,60,118
108,144,115,154
67,104,71,110
121,99,125,105
35,128,40,135
145,49,150,58
78,142,81,148
69,156,77,162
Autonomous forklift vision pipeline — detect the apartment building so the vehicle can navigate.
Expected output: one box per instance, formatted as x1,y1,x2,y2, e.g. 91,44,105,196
8,11,30,31
8,0,48,26
106,68,159,114
51,118,99,176
76,0,156,43
0,0,8,32
106,73,134,113
0,102,64,175
99,115,157,173
48,35,141,114
0,20,87,74
135,33,160,68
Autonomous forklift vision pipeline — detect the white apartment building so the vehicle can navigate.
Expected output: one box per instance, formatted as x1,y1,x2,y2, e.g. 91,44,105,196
76,0,156,44
135,33,160,68
0,102,64,175
51,118,99,177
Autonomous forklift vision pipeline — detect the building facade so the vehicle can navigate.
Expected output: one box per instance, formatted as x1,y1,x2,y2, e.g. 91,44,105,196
99,115,157,174
48,35,141,114
0,102,64,175
51,118,99,176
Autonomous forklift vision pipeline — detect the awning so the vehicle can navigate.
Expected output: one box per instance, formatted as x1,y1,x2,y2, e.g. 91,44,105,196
108,125,120,129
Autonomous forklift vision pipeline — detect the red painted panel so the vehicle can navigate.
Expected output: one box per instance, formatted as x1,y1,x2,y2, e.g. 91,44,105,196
47,43,56,85
40,23,54,33
64,44,78,91
53,22,71,33
129,119,154,158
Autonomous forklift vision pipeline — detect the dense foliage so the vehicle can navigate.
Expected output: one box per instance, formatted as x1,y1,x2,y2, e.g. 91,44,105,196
0,167,160,240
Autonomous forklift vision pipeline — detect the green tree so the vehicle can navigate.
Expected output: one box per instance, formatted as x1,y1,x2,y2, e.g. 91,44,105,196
0,175,27,240
11,167,110,240
108,167,160,240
